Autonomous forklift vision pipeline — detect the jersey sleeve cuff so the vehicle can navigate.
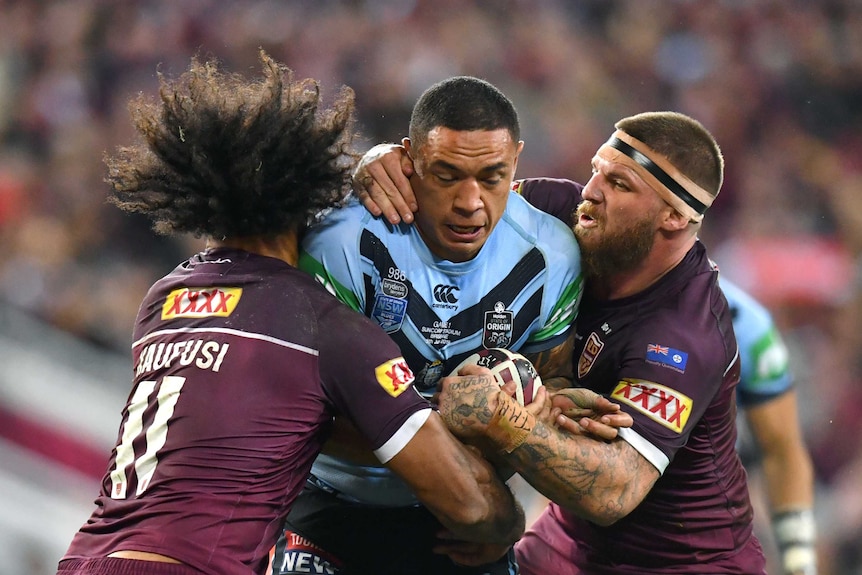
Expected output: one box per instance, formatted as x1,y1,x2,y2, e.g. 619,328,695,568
618,427,670,474
373,408,432,464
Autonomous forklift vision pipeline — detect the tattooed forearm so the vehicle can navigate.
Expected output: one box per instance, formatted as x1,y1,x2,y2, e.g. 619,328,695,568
505,419,659,525
524,334,575,391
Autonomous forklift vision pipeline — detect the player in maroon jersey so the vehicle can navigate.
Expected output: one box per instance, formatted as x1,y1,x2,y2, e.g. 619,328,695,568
355,112,766,573
55,52,524,575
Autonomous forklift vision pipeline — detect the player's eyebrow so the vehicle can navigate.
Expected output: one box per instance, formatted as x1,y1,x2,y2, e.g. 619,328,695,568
594,156,639,186
430,159,510,175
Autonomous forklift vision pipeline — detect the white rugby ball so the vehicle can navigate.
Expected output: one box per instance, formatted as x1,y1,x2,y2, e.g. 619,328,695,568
451,348,543,406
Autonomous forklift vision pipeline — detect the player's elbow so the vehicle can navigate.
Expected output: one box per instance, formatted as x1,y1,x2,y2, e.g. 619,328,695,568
442,498,496,528
586,507,629,527
560,486,643,527
577,501,630,527
431,488,524,545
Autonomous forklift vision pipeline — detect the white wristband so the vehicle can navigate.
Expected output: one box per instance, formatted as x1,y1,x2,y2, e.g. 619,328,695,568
773,509,817,575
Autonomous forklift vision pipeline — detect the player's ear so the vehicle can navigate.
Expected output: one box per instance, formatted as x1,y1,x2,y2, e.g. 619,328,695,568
512,140,525,177
660,206,689,232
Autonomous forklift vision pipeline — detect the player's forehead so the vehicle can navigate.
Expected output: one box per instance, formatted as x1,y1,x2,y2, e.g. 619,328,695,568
418,126,517,173
592,152,651,191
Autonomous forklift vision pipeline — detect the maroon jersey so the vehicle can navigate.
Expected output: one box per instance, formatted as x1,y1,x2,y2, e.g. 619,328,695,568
517,179,764,573
61,248,430,575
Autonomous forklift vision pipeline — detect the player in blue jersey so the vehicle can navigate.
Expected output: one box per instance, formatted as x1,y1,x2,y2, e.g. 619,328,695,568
356,112,768,573
56,53,525,575
722,279,817,575
271,76,627,575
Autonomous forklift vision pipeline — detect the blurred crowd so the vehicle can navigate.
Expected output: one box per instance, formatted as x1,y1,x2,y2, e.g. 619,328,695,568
0,0,860,573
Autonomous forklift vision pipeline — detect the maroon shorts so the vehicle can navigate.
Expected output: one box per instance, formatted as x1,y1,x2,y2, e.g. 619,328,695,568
57,557,203,575
515,506,581,575
516,504,767,575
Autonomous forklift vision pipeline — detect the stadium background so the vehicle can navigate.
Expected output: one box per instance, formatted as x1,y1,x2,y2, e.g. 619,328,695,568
0,1,860,573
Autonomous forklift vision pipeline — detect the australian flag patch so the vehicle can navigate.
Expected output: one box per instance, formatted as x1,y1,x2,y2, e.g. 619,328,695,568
645,343,688,373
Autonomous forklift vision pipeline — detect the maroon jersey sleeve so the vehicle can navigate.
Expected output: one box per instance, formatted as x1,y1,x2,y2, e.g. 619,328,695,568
316,295,431,458
514,177,583,227
612,268,738,469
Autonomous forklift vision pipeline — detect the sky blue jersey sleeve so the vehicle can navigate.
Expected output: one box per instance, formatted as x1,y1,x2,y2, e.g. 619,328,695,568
721,277,793,406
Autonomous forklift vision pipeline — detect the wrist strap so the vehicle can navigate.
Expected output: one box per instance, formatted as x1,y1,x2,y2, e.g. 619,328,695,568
773,509,817,575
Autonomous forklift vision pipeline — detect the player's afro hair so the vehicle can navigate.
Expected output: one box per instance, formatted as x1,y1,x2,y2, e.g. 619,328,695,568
106,50,358,238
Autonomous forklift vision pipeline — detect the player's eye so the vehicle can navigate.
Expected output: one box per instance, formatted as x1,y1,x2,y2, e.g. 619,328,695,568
612,178,630,191
434,172,456,183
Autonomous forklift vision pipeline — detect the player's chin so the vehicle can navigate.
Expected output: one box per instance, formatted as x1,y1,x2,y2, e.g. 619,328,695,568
445,237,484,258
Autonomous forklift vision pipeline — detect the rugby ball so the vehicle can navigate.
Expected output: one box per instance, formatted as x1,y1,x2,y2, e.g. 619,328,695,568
450,348,543,406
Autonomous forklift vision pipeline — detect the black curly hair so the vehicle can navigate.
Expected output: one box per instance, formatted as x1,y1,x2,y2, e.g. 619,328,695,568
408,76,520,148
105,50,358,238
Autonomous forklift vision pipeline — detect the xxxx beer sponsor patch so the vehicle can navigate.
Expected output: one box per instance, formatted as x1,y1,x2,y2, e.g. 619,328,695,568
162,287,242,319
611,378,692,433
375,357,415,397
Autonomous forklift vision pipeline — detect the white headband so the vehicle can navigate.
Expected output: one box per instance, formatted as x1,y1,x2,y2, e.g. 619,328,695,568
597,130,716,223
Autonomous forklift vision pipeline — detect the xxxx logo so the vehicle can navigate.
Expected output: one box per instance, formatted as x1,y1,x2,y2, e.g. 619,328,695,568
375,357,415,397
611,379,692,433
161,287,242,319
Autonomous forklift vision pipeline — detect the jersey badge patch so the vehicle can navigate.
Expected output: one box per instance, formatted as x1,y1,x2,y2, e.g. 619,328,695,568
483,302,513,348
577,332,604,378
372,293,407,333
415,360,445,394
381,277,408,298
645,343,688,373
375,357,415,397
161,287,242,319
611,378,692,433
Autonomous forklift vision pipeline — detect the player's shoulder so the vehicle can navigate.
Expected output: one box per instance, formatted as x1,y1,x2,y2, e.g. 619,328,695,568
304,197,379,240
305,197,416,251
622,265,731,374
503,189,579,254
512,177,583,226
512,177,583,199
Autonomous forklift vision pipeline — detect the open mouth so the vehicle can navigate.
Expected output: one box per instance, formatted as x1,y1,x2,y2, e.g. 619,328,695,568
449,225,481,235
577,212,598,228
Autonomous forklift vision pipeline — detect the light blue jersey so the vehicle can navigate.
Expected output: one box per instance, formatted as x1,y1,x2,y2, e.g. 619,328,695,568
721,278,793,406
299,191,583,505
301,192,583,393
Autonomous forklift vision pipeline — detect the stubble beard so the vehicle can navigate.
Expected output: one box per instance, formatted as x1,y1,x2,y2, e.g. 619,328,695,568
574,211,656,281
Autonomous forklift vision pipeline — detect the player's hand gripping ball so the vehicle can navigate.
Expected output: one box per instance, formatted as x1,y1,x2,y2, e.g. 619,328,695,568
451,348,543,406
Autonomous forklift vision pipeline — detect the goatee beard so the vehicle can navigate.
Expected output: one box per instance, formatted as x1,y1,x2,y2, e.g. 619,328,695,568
575,215,655,281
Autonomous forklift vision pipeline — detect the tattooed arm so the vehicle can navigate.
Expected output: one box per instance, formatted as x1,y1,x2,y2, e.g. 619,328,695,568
438,366,657,526
523,333,632,441
522,332,574,392
507,404,658,525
